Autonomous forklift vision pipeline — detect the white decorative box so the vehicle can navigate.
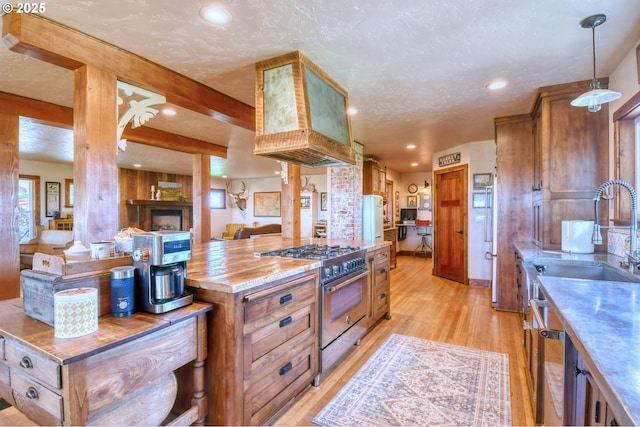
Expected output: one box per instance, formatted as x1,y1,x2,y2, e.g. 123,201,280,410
54,287,99,338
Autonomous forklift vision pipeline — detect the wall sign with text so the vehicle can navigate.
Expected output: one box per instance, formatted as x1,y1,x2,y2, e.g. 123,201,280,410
438,152,461,167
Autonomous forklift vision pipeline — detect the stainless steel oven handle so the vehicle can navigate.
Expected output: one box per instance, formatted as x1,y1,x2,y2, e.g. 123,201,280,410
324,270,369,293
530,298,564,340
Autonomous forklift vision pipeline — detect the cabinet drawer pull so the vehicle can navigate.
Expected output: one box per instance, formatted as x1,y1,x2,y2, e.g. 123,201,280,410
279,362,292,376
380,293,386,299
20,356,33,369
25,387,39,400
279,316,293,328
279,293,293,305
380,268,386,274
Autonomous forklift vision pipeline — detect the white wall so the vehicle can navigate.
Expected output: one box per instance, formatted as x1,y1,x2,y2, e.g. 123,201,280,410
19,160,74,228
432,140,496,281
209,174,327,239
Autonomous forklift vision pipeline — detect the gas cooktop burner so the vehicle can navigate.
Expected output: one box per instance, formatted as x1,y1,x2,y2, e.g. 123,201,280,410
261,244,361,260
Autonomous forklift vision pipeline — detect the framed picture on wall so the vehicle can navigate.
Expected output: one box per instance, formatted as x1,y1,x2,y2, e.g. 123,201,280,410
320,192,328,211
472,192,491,208
254,192,281,217
473,173,492,189
407,195,418,208
45,181,60,217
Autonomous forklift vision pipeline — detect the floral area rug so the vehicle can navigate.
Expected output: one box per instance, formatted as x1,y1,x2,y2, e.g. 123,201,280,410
312,333,511,426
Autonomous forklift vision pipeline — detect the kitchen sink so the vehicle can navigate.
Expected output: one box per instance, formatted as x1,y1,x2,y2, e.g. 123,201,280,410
533,263,639,283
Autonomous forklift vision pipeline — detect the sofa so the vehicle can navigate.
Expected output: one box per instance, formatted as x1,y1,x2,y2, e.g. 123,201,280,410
233,224,281,239
20,228,74,270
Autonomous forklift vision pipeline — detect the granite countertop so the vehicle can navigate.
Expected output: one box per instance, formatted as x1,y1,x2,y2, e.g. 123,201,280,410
186,236,390,294
514,241,640,425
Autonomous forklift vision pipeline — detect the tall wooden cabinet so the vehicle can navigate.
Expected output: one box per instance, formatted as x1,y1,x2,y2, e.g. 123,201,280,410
494,80,609,311
531,81,609,250
495,115,534,311
363,159,387,197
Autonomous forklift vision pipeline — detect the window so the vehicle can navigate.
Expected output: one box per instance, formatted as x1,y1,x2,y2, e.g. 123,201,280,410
19,175,40,242
209,188,226,209
613,90,640,223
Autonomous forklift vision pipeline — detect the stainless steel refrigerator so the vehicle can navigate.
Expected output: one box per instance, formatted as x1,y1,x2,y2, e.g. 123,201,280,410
363,195,384,242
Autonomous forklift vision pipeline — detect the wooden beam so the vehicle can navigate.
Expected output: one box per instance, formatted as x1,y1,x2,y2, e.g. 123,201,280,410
281,163,301,239
2,13,255,131
125,127,227,159
193,154,212,243
0,112,21,299
0,91,73,128
0,91,227,158
73,65,119,244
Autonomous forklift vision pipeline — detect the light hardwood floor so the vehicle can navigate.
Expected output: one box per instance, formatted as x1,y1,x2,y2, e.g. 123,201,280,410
273,254,536,426
0,255,535,426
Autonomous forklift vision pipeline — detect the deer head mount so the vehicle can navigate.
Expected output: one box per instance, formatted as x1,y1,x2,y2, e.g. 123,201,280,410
227,181,248,211
301,176,316,192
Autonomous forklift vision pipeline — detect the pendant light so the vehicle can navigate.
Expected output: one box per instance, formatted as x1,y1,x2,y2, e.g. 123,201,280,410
570,14,621,112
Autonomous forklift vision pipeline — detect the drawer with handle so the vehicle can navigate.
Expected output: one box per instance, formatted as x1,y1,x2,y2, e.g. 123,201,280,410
10,371,63,425
5,341,60,390
243,274,316,325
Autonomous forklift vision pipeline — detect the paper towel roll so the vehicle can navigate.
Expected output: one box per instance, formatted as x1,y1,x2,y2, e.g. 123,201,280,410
54,287,99,338
561,220,595,253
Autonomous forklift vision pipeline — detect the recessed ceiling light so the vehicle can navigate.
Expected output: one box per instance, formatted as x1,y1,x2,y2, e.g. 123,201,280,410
487,81,507,90
411,162,418,167
162,108,176,116
222,175,227,178
274,171,281,175
406,144,416,149
348,107,359,115
133,163,141,168
199,5,232,25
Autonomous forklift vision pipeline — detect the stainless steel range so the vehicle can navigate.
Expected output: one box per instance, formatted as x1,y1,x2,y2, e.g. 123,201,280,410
261,244,370,385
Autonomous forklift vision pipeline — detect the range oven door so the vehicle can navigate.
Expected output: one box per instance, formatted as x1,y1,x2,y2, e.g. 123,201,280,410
321,270,369,349
531,286,566,426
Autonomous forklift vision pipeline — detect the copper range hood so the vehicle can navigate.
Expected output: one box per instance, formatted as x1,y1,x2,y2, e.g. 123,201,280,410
254,51,356,168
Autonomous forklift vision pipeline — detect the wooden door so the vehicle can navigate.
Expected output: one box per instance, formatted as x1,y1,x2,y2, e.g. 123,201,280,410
433,165,467,283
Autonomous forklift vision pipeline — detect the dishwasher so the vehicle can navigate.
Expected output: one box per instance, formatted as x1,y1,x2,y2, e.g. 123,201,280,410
530,280,570,426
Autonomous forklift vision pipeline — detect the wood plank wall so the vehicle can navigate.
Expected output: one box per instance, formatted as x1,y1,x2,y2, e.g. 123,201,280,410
118,168,193,230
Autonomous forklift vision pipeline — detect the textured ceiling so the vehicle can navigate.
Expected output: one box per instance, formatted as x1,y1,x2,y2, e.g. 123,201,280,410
2,0,640,178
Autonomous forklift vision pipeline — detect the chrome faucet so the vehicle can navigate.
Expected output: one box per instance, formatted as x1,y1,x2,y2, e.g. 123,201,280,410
592,179,638,273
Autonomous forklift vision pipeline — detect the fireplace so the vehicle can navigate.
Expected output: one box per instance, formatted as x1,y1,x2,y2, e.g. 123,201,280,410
126,200,192,231
151,209,183,231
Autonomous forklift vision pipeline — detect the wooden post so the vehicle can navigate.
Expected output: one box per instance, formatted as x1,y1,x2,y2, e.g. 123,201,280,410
192,154,211,243
73,65,118,245
0,112,20,299
281,163,301,239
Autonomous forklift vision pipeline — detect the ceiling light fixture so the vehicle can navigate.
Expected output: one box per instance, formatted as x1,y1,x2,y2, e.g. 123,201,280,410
406,144,416,149
411,162,418,167
162,108,176,116
347,107,359,115
487,81,507,90
570,14,621,113
199,5,232,25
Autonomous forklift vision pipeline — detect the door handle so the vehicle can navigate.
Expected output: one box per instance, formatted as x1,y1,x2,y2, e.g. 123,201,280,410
456,230,464,235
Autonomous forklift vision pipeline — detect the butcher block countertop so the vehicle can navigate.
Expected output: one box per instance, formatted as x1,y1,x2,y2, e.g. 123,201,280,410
186,236,390,294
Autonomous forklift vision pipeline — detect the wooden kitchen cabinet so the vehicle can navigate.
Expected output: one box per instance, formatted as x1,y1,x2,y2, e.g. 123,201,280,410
363,159,387,197
494,114,534,311
194,271,319,426
48,219,73,230
383,227,397,268
0,299,212,426
368,245,391,327
531,80,609,250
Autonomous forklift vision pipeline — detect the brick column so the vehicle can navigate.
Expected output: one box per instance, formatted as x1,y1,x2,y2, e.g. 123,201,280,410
328,142,363,240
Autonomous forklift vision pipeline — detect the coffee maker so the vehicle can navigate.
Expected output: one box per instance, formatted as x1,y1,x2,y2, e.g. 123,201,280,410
132,231,193,313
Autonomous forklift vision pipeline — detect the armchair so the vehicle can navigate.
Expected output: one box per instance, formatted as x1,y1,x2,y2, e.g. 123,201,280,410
222,223,245,240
